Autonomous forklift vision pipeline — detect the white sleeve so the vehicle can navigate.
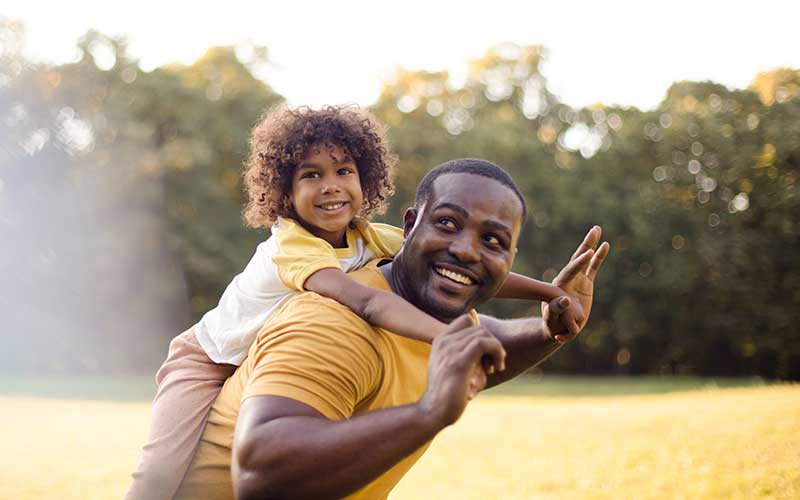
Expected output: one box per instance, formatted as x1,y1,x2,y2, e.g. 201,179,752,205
194,236,296,365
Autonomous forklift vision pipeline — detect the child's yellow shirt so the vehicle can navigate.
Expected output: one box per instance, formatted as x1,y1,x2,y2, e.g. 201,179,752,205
194,216,403,365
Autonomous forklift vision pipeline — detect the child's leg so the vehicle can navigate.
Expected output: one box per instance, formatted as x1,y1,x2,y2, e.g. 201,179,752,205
124,327,236,500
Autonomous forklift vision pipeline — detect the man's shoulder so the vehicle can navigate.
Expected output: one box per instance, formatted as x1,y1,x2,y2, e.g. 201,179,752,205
265,287,381,343
348,259,392,288
248,260,390,356
278,290,366,321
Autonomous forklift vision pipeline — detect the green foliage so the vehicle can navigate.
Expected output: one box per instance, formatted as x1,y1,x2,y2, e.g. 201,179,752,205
2,24,797,378
1,23,281,372
372,44,800,379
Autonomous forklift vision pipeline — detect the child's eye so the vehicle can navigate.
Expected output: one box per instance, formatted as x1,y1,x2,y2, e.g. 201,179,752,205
337,168,354,176
301,171,320,179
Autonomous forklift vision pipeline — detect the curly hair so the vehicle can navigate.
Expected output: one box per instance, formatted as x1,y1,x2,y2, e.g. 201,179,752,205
242,104,397,228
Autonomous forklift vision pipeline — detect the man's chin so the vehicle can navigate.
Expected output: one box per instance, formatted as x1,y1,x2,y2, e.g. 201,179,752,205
422,293,472,322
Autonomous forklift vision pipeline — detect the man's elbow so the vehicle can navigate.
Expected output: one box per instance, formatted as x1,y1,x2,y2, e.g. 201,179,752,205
233,435,284,500
234,469,277,500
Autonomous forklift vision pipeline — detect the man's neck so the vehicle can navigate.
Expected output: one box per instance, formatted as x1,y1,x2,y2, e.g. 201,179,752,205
380,260,420,311
379,261,401,297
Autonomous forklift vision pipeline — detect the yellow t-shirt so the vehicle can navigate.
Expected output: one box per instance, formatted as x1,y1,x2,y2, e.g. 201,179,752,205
194,216,404,364
272,216,405,291
175,261,474,500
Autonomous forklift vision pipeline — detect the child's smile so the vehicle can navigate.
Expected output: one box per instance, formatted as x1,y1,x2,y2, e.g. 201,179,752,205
290,143,364,248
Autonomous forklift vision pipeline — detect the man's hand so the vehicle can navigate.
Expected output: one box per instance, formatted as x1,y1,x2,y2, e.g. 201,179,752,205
419,315,506,427
543,226,610,343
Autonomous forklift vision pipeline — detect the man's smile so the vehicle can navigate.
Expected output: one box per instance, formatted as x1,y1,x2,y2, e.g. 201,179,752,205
433,264,479,286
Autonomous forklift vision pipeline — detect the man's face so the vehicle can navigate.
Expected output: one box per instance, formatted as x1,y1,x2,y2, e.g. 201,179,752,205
397,173,523,321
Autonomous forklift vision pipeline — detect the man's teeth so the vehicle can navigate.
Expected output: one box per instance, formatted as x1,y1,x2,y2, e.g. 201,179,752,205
320,202,345,210
434,267,473,285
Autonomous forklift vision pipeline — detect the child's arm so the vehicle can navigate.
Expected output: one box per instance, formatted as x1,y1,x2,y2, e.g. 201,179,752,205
304,268,448,344
495,272,564,302
496,272,585,339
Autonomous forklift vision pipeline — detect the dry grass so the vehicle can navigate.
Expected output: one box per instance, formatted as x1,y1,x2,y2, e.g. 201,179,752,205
1,385,798,499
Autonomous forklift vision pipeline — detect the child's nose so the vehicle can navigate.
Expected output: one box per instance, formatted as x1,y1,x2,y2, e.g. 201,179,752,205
321,183,341,194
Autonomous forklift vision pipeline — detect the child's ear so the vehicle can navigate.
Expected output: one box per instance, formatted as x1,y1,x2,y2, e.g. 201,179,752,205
403,207,419,237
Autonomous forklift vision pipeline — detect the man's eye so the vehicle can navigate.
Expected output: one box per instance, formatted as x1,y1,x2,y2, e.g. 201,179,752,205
484,234,503,247
437,218,456,229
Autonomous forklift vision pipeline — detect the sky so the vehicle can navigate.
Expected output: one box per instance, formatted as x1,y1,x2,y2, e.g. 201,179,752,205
3,0,799,110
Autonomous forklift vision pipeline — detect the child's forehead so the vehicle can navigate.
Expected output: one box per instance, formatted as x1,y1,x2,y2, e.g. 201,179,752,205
301,142,353,163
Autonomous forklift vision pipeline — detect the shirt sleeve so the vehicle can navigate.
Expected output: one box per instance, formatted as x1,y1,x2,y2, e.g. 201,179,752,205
271,218,343,291
357,221,405,259
242,294,383,420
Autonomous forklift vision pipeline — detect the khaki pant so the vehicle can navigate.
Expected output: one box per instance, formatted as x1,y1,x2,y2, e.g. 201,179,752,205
124,328,236,500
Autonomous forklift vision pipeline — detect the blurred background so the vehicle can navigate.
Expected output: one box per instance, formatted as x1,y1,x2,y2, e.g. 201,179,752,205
3,3,800,499
1,1,799,382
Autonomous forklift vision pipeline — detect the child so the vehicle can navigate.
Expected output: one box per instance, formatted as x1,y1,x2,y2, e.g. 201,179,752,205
125,104,575,500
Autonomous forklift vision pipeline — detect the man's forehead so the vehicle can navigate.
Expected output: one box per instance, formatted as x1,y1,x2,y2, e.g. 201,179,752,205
428,173,523,225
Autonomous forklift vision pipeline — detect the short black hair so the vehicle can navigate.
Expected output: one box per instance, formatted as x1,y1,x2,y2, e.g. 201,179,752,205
413,158,527,222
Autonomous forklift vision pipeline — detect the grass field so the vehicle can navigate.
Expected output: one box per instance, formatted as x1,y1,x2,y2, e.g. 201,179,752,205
1,377,797,499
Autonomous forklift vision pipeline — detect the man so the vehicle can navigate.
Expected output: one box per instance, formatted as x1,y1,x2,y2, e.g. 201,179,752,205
174,159,609,500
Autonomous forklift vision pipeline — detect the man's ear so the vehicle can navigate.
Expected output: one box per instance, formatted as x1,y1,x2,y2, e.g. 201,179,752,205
403,207,419,237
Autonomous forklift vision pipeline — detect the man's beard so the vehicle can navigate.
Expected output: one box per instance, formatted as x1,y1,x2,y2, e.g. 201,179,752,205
392,260,472,323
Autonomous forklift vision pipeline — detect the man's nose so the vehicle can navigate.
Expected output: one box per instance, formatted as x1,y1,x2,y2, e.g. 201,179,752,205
449,233,480,263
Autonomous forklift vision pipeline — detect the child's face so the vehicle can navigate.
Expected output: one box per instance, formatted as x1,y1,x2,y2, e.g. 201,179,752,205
289,143,364,247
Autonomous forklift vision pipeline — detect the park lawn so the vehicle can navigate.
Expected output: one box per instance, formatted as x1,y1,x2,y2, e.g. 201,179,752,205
0,384,797,499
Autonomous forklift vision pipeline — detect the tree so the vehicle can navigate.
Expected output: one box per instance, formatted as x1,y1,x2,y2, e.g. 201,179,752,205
373,44,800,379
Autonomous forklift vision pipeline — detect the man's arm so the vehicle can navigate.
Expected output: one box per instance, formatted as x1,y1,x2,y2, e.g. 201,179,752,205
479,304,564,388
232,316,504,500
233,396,440,500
